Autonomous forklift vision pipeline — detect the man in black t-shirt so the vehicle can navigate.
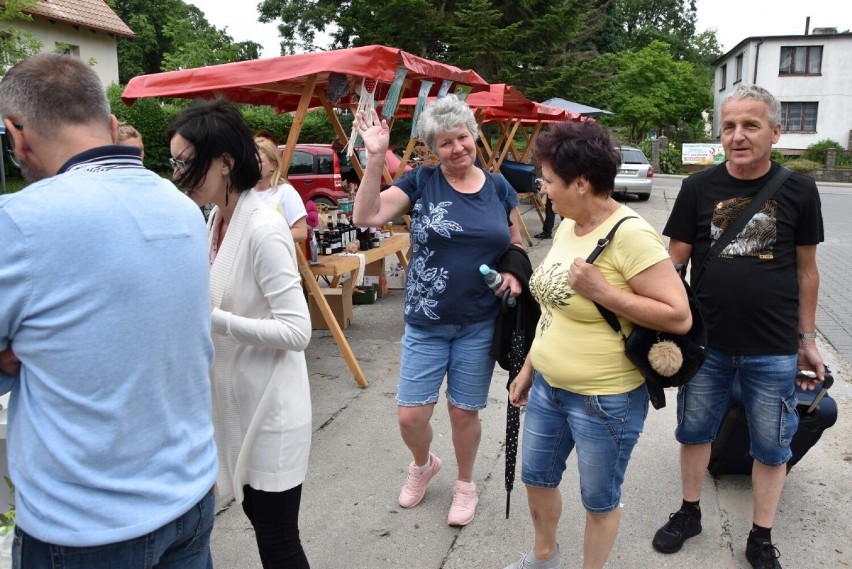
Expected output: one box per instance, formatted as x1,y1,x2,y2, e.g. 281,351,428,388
651,84,825,569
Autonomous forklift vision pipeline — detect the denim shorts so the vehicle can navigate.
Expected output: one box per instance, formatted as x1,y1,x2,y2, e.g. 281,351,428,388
521,372,649,513
675,348,799,466
397,319,496,410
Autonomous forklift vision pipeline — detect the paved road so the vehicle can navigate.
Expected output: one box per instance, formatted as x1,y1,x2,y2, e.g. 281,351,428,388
210,179,852,568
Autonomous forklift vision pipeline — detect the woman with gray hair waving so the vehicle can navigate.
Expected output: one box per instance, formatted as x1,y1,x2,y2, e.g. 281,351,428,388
353,94,523,527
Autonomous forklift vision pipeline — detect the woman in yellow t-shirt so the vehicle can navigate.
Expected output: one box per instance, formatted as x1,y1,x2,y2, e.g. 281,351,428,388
504,121,692,569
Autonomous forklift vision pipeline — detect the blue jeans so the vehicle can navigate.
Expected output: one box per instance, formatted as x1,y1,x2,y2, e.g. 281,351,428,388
675,349,798,466
521,372,649,513
397,320,496,410
13,489,214,569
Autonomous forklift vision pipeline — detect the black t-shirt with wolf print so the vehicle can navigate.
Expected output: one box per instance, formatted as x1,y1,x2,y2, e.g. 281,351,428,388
664,162,823,355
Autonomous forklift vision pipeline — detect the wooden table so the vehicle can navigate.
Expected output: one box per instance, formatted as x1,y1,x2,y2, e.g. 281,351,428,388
297,233,410,388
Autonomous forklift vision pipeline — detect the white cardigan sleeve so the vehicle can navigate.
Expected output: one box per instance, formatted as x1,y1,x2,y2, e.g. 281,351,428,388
211,222,311,351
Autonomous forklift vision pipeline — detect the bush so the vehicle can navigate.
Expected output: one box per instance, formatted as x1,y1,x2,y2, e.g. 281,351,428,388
240,105,292,144
637,140,683,174
783,159,821,173
804,139,844,165
108,83,186,173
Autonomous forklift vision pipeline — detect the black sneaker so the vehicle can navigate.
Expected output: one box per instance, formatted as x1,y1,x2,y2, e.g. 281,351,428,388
534,232,552,239
652,509,702,553
746,536,782,568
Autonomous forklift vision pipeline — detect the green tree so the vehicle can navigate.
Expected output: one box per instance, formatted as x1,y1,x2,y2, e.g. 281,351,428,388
598,0,701,61
161,5,260,70
601,41,711,141
0,0,43,69
110,0,260,83
257,0,602,91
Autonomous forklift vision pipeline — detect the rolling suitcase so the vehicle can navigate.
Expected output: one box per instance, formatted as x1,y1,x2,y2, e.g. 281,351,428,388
707,368,837,476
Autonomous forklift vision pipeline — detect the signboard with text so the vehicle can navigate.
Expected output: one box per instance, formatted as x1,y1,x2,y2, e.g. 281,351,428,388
682,143,725,165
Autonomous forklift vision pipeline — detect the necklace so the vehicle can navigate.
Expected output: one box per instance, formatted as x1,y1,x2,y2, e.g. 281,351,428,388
442,167,461,184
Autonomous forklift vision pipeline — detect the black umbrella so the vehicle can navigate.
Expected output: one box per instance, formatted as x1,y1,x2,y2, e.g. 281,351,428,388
489,248,540,519
502,293,527,519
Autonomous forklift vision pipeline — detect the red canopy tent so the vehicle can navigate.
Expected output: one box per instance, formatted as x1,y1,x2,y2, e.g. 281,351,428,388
122,44,489,183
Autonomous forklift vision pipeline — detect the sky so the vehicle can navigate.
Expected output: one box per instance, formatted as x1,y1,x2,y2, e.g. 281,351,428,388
187,0,852,59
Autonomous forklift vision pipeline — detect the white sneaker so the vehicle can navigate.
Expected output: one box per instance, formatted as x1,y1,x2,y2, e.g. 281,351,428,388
504,545,562,569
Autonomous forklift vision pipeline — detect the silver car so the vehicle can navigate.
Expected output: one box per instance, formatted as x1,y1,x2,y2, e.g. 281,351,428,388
614,146,653,201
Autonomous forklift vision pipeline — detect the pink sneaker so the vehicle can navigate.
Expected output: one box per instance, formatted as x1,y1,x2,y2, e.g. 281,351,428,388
398,453,442,508
447,480,478,526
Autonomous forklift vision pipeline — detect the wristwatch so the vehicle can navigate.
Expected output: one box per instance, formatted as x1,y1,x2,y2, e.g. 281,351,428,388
798,331,817,340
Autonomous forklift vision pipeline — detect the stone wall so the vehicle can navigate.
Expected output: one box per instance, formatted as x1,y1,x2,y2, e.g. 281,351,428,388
808,168,852,184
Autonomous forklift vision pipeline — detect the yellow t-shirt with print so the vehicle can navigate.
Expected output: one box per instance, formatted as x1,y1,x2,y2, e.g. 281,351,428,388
529,205,670,395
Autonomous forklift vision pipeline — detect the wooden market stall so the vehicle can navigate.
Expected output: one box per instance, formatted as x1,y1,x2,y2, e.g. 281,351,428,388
122,45,489,388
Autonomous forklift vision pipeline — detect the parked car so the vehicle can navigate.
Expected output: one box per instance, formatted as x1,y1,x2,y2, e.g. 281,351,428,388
354,148,414,187
278,143,352,207
614,145,653,201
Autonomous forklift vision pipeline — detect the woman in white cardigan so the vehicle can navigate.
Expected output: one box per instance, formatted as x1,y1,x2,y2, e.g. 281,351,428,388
168,100,312,569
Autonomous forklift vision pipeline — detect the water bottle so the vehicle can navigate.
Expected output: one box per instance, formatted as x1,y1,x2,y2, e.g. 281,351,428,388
308,230,319,264
479,264,516,307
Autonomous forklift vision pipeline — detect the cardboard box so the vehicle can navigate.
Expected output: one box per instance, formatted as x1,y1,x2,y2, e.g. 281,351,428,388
385,256,406,289
308,279,353,330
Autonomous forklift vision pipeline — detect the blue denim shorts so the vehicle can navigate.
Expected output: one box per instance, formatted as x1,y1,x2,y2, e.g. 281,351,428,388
397,320,496,410
675,349,799,467
521,372,649,513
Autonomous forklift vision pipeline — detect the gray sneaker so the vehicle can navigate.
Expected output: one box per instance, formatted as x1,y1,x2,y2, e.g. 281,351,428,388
504,545,562,569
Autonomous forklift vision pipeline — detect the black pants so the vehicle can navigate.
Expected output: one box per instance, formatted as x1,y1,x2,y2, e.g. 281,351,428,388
542,197,556,234
242,484,310,569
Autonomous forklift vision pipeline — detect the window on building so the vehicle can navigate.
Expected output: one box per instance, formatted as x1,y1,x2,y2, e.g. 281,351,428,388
735,53,744,83
780,102,818,132
719,64,727,91
54,42,80,57
779,46,822,75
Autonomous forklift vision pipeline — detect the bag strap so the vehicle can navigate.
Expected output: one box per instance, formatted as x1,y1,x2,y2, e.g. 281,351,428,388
584,216,638,339
690,166,791,291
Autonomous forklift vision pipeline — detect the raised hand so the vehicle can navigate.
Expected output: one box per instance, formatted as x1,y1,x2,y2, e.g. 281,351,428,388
354,108,390,156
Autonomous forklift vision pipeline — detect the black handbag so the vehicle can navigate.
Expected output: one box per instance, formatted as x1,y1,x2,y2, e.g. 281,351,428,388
587,217,707,409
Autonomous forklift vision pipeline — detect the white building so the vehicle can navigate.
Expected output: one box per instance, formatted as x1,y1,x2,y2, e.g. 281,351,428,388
12,0,135,87
712,28,852,155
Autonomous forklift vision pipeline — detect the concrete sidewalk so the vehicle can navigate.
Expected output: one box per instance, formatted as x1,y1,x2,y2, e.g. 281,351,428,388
210,199,852,568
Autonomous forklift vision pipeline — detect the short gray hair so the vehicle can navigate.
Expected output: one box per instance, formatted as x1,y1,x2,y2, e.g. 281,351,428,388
0,54,110,137
723,84,781,127
416,94,479,152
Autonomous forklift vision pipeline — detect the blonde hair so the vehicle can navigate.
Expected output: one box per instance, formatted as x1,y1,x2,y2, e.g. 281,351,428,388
117,122,142,144
256,137,285,188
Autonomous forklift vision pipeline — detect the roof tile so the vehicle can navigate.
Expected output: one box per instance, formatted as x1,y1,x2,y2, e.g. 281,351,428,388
24,0,135,39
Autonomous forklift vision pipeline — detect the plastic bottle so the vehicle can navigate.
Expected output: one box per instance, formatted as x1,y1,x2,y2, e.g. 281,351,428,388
479,264,516,307
308,230,319,264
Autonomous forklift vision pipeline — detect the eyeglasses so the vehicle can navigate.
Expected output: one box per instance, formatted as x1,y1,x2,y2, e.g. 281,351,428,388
1,119,23,169
169,157,193,174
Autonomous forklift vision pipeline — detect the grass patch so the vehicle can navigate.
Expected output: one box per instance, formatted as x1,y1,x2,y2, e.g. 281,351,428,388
1,174,27,194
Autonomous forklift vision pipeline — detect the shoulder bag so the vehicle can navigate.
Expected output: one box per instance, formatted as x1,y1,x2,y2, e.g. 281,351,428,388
590,166,791,408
